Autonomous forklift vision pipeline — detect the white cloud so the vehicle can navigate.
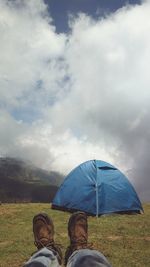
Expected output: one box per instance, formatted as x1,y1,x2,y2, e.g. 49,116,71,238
0,0,66,108
0,0,150,200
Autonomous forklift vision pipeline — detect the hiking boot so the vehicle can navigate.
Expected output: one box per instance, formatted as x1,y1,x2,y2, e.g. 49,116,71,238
33,213,62,264
64,211,88,265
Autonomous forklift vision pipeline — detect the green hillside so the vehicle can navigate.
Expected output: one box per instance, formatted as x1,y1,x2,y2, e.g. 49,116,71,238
0,157,64,203
0,203,150,267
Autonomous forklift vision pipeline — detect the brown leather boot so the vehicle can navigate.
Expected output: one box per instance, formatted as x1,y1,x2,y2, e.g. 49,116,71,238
64,212,88,265
33,213,62,265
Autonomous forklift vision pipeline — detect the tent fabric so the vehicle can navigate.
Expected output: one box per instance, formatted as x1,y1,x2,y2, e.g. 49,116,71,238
52,160,143,216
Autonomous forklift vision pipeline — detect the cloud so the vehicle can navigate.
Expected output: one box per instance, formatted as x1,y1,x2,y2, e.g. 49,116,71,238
0,0,150,201
0,0,66,109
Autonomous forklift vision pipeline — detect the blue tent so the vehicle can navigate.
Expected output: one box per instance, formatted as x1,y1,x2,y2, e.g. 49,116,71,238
52,160,143,216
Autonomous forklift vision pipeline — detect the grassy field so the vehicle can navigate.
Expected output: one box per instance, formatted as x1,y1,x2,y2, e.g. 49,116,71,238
0,203,150,267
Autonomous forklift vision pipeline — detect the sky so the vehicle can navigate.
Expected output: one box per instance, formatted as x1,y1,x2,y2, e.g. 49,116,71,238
0,0,150,202
46,0,141,33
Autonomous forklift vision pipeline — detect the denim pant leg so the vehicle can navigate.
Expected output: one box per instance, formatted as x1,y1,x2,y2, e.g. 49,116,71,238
67,249,112,267
23,247,60,267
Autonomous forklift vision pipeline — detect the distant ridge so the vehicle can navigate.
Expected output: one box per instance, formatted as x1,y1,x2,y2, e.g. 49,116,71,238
0,157,64,203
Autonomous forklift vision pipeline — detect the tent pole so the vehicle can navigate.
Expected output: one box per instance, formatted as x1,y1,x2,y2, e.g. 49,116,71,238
95,160,99,218
95,162,99,245
96,182,99,218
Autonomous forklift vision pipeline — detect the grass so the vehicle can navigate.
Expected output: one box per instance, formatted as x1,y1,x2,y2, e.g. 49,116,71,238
0,203,150,267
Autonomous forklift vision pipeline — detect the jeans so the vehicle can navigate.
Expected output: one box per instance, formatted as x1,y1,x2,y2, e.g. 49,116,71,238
24,247,112,267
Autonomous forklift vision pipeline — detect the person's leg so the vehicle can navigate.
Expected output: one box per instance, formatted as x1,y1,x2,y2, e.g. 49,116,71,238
24,247,60,267
65,212,112,267
67,249,112,267
23,213,62,267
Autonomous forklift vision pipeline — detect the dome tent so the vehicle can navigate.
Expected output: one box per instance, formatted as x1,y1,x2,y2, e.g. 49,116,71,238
52,160,143,216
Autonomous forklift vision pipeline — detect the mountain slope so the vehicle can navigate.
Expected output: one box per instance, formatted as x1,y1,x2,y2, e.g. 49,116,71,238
0,157,64,203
